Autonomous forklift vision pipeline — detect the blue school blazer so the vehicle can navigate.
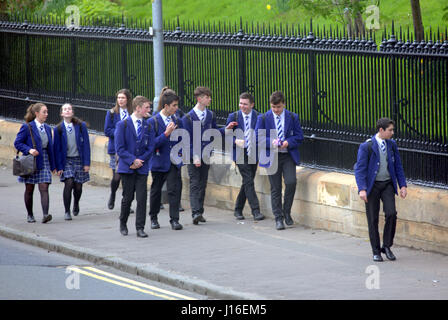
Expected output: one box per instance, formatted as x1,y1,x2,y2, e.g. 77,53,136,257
181,109,225,161
14,121,56,171
104,109,121,155
148,113,184,172
225,109,259,162
354,136,407,196
53,122,91,171
255,109,304,168
114,118,155,175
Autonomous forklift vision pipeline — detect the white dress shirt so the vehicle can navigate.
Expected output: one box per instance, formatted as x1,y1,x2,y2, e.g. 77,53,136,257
193,106,207,122
130,114,142,136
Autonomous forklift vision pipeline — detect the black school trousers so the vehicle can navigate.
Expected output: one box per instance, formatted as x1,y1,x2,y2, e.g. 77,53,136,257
365,180,397,255
120,172,148,231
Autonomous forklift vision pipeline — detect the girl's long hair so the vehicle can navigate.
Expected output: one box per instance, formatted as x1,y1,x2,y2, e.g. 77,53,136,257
58,103,84,126
159,89,180,110
24,103,46,123
112,88,133,115
157,86,176,110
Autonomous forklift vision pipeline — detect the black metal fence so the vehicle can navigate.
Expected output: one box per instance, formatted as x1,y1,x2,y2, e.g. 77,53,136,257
1,15,447,188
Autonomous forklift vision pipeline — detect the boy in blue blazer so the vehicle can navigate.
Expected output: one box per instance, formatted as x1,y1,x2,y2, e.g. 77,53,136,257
114,96,155,238
53,103,91,221
355,118,407,262
225,92,264,221
182,86,236,225
152,87,186,213
255,91,304,230
148,91,184,230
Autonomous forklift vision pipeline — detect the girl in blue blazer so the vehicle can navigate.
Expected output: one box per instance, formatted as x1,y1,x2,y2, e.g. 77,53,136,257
14,103,56,224
104,88,133,210
53,103,91,221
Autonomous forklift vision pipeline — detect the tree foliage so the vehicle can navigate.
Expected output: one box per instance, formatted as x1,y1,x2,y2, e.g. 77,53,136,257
289,0,369,23
37,0,123,20
443,5,448,22
289,0,371,36
1,0,43,12
0,0,123,21
74,0,123,19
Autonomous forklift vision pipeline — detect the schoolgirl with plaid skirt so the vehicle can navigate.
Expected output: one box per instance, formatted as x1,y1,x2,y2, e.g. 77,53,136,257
14,103,56,224
53,104,91,221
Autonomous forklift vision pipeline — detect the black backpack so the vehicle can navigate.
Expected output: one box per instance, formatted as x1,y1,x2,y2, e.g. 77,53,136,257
185,110,216,127
233,110,259,124
353,139,373,171
261,111,297,126
150,114,180,134
109,108,115,121
123,118,152,134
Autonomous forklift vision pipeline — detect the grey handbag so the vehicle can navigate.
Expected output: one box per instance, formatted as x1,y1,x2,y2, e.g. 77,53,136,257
13,123,37,177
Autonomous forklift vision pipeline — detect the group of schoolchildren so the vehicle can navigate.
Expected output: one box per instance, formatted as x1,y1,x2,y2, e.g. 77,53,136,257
13,85,407,261
13,87,304,236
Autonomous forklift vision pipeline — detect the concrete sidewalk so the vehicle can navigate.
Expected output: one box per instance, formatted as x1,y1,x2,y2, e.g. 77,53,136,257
0,166,447,299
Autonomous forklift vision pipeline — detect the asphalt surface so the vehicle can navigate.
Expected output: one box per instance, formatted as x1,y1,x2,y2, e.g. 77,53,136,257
0,236,203,300
0,165,447,299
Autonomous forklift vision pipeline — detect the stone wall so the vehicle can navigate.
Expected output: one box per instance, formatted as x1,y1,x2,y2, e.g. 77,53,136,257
1,119,447,254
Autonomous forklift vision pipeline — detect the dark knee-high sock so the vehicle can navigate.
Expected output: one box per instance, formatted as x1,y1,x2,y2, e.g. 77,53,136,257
38,183,50,216
24,184,35,216
73,182,83,207
110,170,120,196
63,178,74,212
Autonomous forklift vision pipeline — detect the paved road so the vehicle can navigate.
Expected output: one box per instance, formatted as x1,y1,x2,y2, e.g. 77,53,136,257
0,236,203,300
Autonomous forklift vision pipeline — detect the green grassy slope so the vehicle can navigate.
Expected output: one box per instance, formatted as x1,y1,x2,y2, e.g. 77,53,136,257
24,0,447,36
121,0,447,33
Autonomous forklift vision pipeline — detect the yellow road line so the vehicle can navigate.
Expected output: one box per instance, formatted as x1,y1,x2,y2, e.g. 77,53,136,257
82,266,196,300
67,266,188,300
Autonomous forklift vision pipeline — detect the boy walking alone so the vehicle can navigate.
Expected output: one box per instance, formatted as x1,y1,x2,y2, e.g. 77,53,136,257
354,118,407,262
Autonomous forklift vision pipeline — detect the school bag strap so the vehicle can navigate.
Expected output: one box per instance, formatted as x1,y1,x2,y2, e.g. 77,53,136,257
353,138,373,171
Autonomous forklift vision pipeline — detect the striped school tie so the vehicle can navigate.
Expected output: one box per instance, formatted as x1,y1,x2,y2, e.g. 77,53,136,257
121,110,128,120
244,114,252,155
136,119,142,139
199,111,205,123
39,124,45,133
380,140,386,153
276,115,284,141
67,124,73,134
165,116,171,127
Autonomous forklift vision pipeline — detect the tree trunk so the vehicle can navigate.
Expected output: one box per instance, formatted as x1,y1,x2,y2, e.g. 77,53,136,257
354,12,365,37
344,9,354,38
0,0,8,20
410,0,424,41
351,0,365,37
